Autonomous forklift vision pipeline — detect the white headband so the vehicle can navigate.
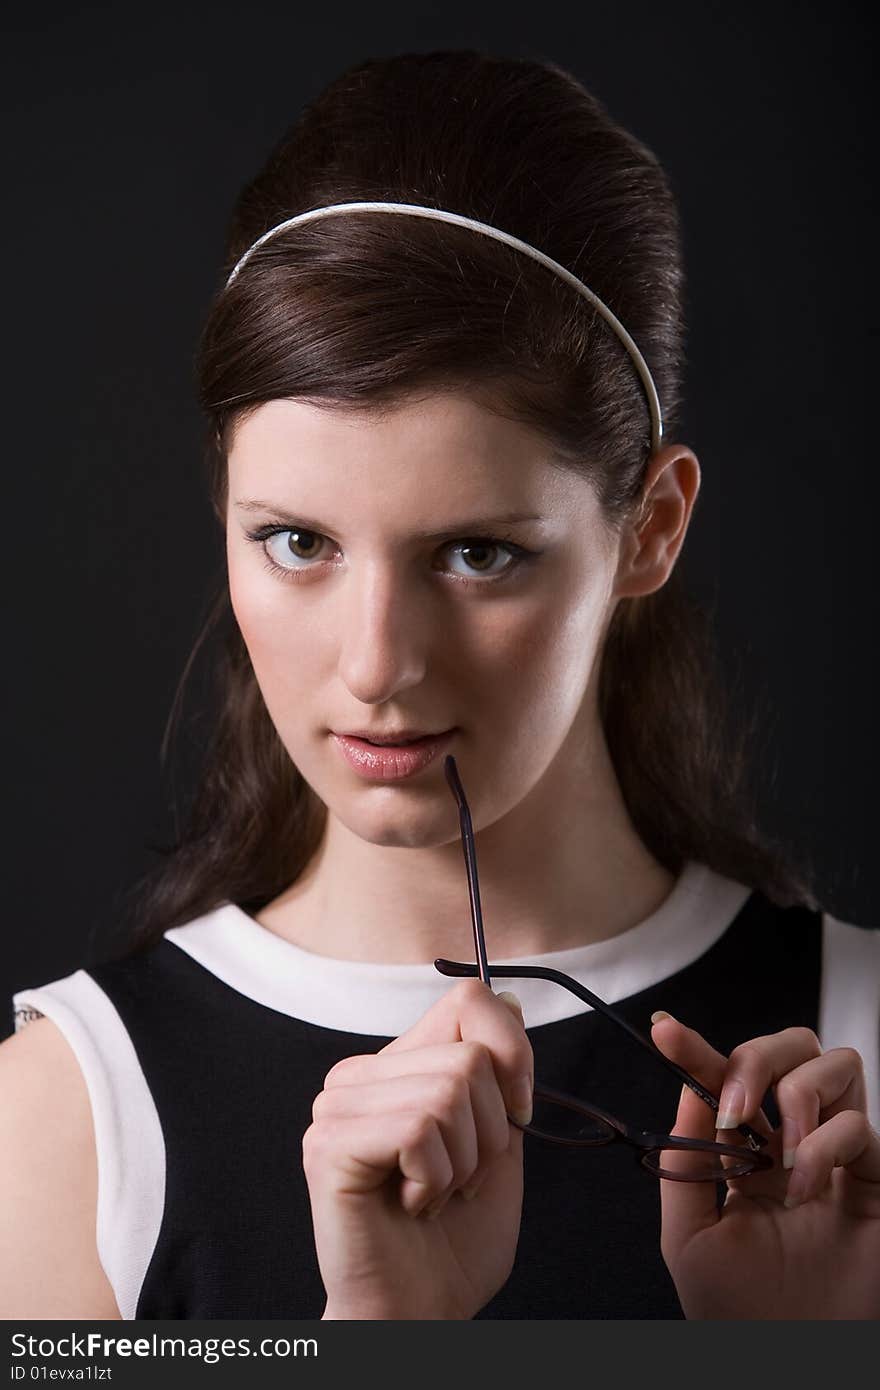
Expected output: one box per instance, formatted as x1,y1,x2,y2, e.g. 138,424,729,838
224,200,663,452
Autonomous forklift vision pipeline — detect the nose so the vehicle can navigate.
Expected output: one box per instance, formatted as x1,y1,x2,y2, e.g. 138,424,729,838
336,560,431,705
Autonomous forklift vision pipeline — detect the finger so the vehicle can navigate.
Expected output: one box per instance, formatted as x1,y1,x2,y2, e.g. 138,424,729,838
405,988,528,1213
710,1027,823,1133
324,1040,513,1206
650,1014,783,1260
437,1114,526,1215
650,1014,773,1139
378,977,521,1053
379,979,534,1126
314,1072,478,1196
775,1047,868,1169
657,1081,724,1264
302,1109,454,1217
314,1068,507,1203
325,1040,514,1127
783,1109,880,1216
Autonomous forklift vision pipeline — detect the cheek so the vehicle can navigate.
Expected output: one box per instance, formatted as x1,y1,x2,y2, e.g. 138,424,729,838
485,583,606,724
227,555,302,689
450,587,608,834
228,560,269,651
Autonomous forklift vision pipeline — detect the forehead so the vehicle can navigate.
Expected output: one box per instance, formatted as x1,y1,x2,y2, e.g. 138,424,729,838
227,393,598,523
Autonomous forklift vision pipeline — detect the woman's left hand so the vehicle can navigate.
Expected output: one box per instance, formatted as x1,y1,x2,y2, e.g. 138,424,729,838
650,1016,880,1319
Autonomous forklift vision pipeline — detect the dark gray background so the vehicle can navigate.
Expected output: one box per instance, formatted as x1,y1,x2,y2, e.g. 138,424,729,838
4,1,876,1026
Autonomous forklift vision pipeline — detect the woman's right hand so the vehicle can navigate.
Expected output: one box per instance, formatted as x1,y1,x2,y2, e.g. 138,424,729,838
302,978,534,1320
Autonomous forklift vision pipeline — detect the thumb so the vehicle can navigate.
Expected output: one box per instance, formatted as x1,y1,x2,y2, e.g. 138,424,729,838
651,1013,724,1258
496,990,525,1024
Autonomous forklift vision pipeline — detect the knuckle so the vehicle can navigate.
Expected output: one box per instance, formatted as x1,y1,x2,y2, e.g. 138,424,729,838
832,1045,865,1074
839,1107,870,1136
311,1087,334,1122
787,1026,822,1055
799,1107,866,1157
323,1054,363,1087
322,1060,348,1088
430,1071,469,1116
401,1110,438,1152
452,978,489,1005
301,1121,326,1172
457,1039,493,1078
727,1039,763,1069
776,1074,811,1111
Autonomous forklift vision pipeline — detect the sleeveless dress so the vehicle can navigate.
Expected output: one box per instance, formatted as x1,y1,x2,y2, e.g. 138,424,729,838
11,860,879,1320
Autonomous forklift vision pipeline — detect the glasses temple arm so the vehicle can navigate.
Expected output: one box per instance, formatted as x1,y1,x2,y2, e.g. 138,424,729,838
441,757,764,1154
433,958,767,1151
444,755,492,986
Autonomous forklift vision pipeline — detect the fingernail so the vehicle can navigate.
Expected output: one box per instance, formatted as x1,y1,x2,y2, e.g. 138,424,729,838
651,1010,672,1024
784,1169,808,1209
460,1182,481,1201
509,1074,533,1126
716,1079,745,1130
497,991,524,1019
781,1115,800,1170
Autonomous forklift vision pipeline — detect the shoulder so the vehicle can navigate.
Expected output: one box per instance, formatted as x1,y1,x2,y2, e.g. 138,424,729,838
7,963,169,1319
1,1004,91,1104
0,1012,121,1317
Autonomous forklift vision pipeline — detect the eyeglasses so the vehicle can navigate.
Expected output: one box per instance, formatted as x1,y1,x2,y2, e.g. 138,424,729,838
433,754,773,1182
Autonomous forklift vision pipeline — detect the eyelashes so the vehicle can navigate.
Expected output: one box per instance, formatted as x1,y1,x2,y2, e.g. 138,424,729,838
242,523,537,587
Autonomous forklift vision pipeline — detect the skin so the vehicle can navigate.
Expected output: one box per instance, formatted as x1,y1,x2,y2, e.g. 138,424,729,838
651,1015,880,1319
225,391,695,964
222,390,879,1319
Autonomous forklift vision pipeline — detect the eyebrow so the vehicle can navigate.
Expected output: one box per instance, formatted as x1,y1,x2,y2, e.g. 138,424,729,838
233,499,544,538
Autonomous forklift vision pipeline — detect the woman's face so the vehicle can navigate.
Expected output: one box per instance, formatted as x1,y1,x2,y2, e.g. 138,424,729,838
225,392,623,847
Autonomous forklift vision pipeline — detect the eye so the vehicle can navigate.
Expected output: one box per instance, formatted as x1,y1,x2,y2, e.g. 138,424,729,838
443,539,520,579
243,523,534,585
262,527,329,570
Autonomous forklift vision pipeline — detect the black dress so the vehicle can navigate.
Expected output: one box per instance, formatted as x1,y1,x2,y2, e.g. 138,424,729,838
12,861,879,1319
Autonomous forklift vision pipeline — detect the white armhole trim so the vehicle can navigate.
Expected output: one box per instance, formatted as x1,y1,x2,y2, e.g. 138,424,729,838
12,970,166,1321
818,915,880,1130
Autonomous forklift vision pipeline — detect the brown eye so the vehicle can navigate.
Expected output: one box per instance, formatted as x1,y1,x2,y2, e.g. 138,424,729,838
262,528,329,570
459,543,499,572
284,529,323,559
445,539,522,579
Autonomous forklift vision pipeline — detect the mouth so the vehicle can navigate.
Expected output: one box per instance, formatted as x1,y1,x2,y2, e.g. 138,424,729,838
331,729,456,780
334,729,452,745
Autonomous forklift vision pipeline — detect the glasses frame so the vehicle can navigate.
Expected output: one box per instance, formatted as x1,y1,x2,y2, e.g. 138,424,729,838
434,754,773,1180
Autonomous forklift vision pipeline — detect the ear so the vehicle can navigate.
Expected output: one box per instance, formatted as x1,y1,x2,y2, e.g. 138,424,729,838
613,444,701,599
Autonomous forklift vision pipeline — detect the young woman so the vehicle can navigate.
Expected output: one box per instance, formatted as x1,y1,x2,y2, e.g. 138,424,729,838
3,49,878,1321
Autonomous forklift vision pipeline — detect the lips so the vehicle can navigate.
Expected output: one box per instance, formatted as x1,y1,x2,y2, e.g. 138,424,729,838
332,730,455,781
337,731,445,744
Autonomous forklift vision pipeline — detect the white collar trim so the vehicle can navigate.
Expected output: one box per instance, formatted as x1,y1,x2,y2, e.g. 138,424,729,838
164,861,751,1036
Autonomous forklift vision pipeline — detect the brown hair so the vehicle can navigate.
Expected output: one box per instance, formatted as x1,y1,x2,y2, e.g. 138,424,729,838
120,48,817,952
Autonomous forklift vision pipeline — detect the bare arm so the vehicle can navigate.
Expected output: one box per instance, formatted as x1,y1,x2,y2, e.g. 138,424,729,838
0,1016,121,1318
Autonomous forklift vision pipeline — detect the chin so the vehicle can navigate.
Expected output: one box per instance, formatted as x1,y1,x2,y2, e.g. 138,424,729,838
339,798,459,850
